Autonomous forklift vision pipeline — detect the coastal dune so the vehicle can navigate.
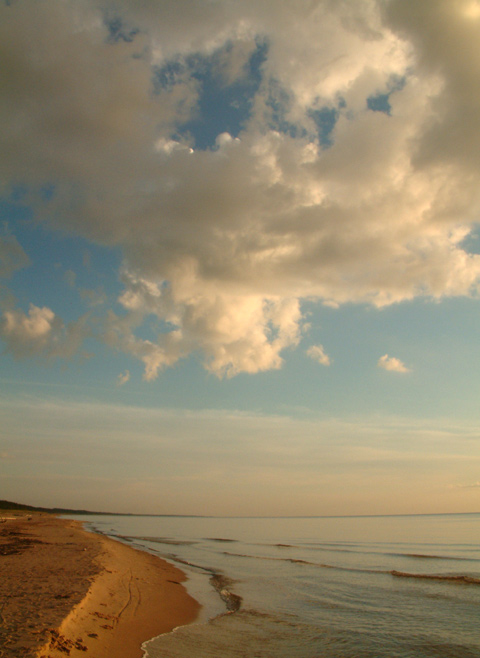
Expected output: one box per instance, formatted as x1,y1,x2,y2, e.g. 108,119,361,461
0,514,200,658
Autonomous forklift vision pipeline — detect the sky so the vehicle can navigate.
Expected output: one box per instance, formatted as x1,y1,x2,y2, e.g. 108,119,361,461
1,0,480,516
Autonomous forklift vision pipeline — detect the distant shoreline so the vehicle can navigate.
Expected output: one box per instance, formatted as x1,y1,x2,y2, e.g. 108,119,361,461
2,500,478,519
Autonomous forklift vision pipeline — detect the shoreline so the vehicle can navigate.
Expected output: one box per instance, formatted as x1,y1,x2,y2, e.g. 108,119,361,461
0,513,201,658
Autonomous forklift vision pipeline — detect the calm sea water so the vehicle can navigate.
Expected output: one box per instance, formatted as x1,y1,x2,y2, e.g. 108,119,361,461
72,514,480,658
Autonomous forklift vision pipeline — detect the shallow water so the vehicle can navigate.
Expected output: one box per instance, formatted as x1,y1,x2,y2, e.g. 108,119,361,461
73,514,480,658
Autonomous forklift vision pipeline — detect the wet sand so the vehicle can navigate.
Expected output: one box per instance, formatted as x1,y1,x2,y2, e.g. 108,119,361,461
0,513,200,658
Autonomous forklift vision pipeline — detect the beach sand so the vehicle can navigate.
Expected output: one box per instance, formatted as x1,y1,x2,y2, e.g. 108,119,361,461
0,513,200,658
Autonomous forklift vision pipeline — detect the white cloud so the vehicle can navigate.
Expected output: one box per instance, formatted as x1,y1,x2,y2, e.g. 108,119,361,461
306,344,331,367
108,279,304,378
0,233,30,313
116,370,130,386
63,269,77,288
1,1,480,377
0,303,89,360
377,354,411,373
3,304,56,343
79,287,107,307
0,234,30,279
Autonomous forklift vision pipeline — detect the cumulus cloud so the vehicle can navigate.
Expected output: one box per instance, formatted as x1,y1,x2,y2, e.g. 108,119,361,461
1,0,480,378
79,287,107,307
0,234,30,279
0,303,89,360
107,273,303,378
377,354,411,373
306,344,331,367
116,370,130,386
63,269,77,288
0,233,30,311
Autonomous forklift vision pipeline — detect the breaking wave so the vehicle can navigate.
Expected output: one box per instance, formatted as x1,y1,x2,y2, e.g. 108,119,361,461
210,574,243,612
221,550,480,585
390,571,480,585
122,535,198,546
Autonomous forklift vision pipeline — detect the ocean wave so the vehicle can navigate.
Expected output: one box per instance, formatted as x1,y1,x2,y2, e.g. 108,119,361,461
267,541,479,562
390,552,479,562
210,574,243,612
401,553,445,559
122,535,198,546
162,553,217,575
222,550,374,573
390,571,480,585
150,550,243,614
264,542,362,555
221,550,480,586
205,537,238,543
223,550,307,564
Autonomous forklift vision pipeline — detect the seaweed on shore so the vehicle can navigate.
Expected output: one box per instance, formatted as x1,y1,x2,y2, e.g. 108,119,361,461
0,530,45,556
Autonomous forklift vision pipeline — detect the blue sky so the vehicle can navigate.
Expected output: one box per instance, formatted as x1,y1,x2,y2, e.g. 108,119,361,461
1,0,480,515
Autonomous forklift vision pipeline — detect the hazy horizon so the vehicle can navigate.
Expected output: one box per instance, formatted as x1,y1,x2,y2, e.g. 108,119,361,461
5,496,479,519
2,0,480,516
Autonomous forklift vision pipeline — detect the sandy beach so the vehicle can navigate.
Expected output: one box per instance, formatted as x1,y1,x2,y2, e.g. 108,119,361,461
0,513,200,658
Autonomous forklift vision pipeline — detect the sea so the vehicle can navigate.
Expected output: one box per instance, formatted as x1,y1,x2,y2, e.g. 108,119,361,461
70,513,480,658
